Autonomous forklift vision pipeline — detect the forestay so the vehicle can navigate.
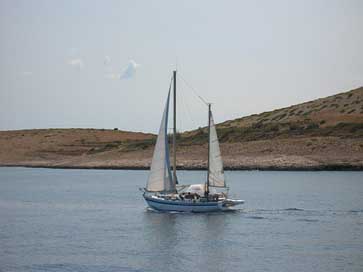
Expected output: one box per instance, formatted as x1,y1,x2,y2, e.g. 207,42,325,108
208,112,226,187
146,90,174,192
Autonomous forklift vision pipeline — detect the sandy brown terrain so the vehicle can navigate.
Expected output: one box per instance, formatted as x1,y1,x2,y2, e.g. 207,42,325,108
0,131,362,170
1,87,362,170
0,129,154,169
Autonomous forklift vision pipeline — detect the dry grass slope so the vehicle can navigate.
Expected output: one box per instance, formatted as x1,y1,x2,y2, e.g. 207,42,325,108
1,87,362,170
181,87,363,143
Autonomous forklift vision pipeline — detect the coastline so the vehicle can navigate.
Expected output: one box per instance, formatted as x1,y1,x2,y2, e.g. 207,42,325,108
1,125,362,174
2,88,362,173
1,163,362,171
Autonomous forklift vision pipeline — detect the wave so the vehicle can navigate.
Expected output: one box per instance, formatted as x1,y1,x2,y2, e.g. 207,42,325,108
348,209,363,214
246,215,265,220
296,218,319,222
251,208,305,212
24,263,144,272
284,208,305,211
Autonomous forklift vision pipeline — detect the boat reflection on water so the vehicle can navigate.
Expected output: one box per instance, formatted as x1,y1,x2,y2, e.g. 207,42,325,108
141,209,238,270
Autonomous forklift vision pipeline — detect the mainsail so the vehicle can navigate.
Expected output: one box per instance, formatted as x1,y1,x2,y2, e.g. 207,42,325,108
208,112,225,187
146,90,174,192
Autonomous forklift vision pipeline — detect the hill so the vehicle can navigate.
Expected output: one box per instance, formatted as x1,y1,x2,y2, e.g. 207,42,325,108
0,129,155,169
181,86,363,143
1,87,362,170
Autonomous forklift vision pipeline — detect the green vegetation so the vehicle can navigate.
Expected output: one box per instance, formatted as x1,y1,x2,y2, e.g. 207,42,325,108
123,138,156,151
70,87,363,153
175,121,363,147
85,138,157,154
329,103,339,108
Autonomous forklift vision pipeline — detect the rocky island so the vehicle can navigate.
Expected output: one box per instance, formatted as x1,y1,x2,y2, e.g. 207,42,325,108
1,87,362,170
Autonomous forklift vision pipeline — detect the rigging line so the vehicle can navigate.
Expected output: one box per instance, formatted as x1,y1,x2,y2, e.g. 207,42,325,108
178,72,209,106
178,83,195,131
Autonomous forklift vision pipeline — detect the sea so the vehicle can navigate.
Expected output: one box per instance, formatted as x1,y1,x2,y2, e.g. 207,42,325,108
0,167,362,272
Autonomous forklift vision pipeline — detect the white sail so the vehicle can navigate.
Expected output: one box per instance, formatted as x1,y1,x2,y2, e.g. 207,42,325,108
208,112,225,187
146,90,174,192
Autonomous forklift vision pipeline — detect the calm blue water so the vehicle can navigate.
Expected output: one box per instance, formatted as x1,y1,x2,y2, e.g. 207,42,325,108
0,167,362,272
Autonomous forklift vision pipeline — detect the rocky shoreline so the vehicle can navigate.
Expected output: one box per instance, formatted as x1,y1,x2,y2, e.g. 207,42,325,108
2,87,362,172
2,163,362,171
1,130,362,172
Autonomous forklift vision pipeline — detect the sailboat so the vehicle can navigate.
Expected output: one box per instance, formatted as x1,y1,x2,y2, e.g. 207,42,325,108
142,70,244,212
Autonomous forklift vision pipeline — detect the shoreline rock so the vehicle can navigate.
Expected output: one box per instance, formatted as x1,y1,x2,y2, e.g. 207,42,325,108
1,163,362,171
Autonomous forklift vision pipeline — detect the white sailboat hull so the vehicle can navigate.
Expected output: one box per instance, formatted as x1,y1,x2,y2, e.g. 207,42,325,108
144,195,244,212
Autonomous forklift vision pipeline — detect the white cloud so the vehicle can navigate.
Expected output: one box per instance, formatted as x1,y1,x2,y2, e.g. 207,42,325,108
67,58,84,70
104,60,141,80
120,60,140,79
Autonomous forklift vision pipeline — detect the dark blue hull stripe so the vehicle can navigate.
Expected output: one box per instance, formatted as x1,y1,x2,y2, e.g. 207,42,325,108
144,197,219,207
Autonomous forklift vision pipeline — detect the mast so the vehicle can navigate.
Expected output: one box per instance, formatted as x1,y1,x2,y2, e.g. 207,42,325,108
206,103,211,197
173,70,177,186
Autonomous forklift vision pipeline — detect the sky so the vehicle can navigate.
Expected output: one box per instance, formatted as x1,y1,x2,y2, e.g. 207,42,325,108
0,0,362,133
